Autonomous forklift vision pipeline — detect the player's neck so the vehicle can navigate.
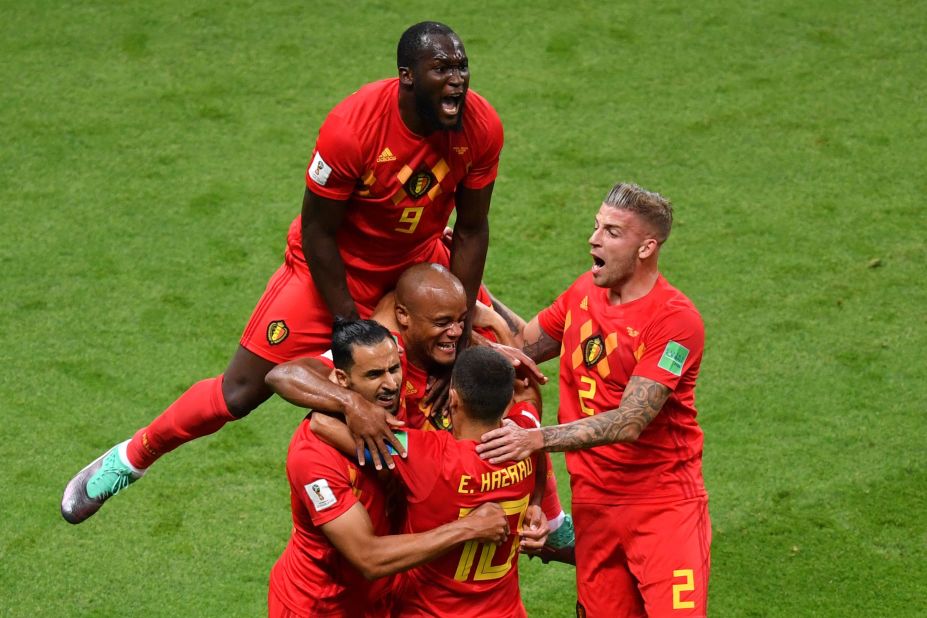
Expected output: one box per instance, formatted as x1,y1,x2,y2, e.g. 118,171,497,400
398,91,432,137
452,416,498,442
607,266,659,305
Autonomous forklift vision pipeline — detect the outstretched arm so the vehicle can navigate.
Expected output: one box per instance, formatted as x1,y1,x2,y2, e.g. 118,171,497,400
476,375,672,464
322,501,509,581
539,376,671,450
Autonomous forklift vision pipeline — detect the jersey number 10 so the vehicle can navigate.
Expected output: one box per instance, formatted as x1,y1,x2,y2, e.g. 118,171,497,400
453,495,530,582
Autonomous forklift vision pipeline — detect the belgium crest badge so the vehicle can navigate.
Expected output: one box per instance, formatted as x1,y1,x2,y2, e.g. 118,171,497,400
267,320,289,345
582,334,605,367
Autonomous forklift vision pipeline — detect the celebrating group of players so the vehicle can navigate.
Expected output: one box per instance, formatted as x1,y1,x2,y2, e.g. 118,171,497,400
61,21,711,618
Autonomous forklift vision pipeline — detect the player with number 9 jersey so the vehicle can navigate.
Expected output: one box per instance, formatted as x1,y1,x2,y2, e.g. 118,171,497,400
242,76,503,363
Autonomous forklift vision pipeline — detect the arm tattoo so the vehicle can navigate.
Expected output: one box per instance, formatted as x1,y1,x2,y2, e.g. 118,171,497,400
522,328,560,363
491,298,522,337
540,376,671,451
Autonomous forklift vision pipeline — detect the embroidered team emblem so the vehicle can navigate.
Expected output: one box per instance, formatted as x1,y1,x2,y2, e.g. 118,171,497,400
405,380,418,396
404,170,436,199
626,326,639,337
266,320,289,345
453,146,468,155
582,334,605,367
376,147,397,163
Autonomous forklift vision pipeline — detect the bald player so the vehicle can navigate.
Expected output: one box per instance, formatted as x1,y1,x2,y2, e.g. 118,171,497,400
268,264,574,555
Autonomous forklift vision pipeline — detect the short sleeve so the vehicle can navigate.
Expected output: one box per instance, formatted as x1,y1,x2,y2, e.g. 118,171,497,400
304,112,365,200
391,430,444,502
632,308,705,391
288,442,359,527
536,287,570,343
461,104,503,190
316,350,334,370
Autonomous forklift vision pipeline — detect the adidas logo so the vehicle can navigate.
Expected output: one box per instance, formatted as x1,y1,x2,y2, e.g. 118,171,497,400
377,147,397,163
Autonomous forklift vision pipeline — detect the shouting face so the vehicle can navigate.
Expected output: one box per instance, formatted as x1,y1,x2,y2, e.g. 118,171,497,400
404,33,469,132
588,204,657,291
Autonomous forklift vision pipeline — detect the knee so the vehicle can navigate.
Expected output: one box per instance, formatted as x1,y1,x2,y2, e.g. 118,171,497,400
221,374,271,418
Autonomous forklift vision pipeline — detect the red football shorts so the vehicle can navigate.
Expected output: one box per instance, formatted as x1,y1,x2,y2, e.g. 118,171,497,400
240,240,491,364
572,498,711,618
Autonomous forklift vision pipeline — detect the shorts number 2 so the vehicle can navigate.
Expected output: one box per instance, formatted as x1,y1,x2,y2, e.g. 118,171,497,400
672,569,695,610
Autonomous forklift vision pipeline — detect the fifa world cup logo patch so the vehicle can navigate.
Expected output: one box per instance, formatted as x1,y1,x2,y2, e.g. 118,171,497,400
582,334,605,367
266,320,289,345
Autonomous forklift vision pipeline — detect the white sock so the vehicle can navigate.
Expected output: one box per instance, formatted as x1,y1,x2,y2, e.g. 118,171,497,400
117,440,147,475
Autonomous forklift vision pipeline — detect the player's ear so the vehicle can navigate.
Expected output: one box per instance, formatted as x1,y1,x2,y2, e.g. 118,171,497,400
639,238,659,259
333,368,350,388
395,303,411,327
398,65,413,87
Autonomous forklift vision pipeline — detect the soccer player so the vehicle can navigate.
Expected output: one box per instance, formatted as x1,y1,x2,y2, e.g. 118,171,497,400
269,318,510,617
268,262,574,556
311,346,547,617
476,183,711,617
62,21,507,524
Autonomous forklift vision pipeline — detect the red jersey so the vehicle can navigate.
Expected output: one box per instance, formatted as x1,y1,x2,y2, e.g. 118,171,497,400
287,78,504,309
390,409,540,618
537,272,706,505
269,418,392,616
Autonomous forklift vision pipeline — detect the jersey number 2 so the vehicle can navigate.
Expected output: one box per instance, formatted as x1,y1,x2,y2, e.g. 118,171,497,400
454,495,529,582
578,376,596,415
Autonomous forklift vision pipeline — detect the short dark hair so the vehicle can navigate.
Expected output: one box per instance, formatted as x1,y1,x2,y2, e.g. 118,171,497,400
451,347,515,423
331,318,392,371
397,21,456,68
603,182,674,243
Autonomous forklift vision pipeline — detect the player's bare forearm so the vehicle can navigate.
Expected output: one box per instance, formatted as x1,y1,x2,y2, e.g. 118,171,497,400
541,376,671,451
336,503,508,580
265,358,351,412
450,183,493,309
309,412,357,456
489,293,527,339
301,188,358,319
518,318,561,364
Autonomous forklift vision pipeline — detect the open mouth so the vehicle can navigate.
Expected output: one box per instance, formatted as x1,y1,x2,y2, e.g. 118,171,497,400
592,255,605,273
440,95,461,117
376,391,398,408
436,341,457,355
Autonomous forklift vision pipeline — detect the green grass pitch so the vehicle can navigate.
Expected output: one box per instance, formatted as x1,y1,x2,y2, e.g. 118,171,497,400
1,1,924,616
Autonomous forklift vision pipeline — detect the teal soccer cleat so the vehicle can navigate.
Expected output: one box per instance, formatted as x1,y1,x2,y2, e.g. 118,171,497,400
61,441,145,524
